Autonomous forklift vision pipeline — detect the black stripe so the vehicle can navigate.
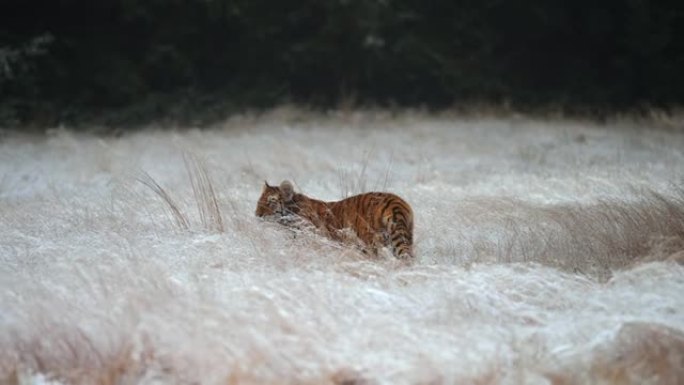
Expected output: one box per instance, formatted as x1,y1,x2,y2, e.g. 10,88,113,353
392,209,406,223
364,195,374,216
379,198,394,219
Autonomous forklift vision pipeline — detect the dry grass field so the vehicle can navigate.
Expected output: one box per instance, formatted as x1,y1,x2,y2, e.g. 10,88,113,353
1,110,683,384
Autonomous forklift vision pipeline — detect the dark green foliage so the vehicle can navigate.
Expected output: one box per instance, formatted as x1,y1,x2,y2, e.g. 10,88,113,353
1,0,683,127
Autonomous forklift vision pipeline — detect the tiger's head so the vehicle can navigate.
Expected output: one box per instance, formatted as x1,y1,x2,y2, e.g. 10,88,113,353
255,180,295,219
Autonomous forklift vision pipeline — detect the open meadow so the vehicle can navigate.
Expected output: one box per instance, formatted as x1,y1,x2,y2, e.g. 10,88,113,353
1,111,684,384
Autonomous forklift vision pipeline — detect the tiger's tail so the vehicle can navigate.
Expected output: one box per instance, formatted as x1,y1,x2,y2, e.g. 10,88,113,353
384,201,414,260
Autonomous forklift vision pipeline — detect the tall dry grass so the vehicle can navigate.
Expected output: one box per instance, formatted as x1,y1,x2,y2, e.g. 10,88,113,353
426,187,684,280
184,153,224,233
137,153,225,233
136,171,190,230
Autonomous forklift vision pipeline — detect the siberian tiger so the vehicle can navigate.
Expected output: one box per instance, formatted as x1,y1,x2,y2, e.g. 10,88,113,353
255,180,414,260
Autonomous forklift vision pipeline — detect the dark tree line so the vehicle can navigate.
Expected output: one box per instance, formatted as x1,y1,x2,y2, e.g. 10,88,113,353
1,0,683,126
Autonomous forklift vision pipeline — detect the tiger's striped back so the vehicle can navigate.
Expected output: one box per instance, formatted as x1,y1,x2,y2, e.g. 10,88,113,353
256,181,414,260
329,192,414,259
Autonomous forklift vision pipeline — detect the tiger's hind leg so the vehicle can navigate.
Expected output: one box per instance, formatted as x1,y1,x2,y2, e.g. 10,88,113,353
391,236,414,260
368,230,391,258
337,227,382,259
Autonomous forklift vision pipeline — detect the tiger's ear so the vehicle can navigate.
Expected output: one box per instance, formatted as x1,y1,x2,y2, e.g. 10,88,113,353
280,180,294,202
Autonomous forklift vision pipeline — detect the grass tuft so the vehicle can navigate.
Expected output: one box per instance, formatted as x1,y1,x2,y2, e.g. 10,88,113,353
183,153,224,233
136,171,190,230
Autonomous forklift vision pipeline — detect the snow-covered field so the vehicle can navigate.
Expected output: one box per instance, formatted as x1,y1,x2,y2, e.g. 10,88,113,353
1,111,684,384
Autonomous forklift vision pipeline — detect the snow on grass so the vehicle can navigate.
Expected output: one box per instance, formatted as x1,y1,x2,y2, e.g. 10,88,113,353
1,111,684,384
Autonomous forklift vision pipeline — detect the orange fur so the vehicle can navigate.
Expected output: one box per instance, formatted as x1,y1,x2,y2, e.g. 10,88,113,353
256,180,414,259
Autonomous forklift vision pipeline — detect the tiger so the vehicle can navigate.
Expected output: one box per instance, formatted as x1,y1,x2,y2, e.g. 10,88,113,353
255,180,414,260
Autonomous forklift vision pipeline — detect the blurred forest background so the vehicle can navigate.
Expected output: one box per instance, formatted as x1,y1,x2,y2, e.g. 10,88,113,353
1,0,683,128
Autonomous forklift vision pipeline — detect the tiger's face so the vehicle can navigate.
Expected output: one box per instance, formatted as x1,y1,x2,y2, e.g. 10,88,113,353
255,180,295,219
